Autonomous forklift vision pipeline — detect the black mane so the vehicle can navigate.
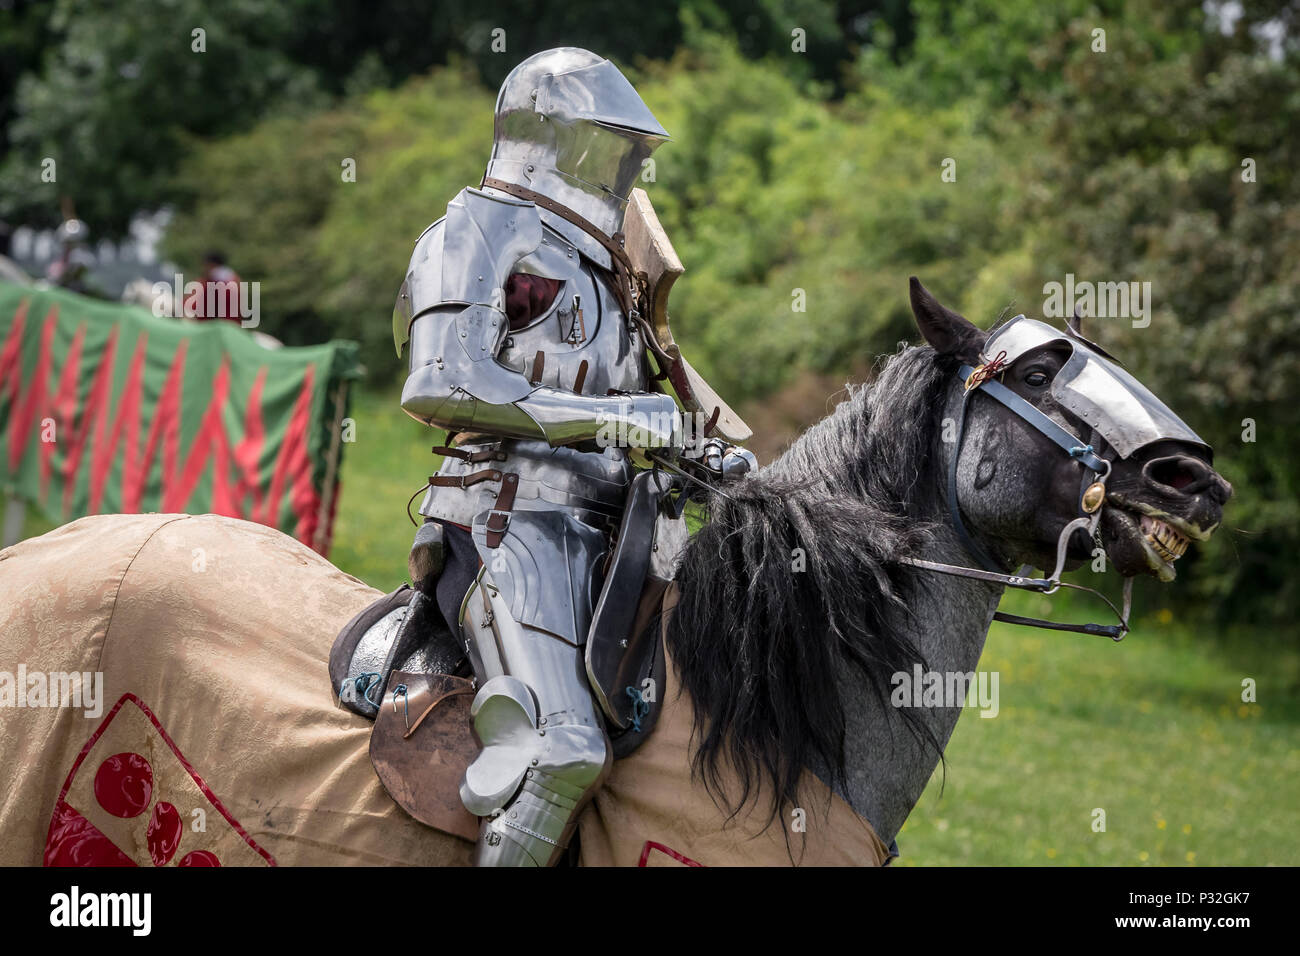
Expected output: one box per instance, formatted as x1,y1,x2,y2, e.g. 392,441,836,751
665,344,960,822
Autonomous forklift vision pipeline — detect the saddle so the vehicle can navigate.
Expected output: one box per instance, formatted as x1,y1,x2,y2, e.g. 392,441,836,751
328,472,679,843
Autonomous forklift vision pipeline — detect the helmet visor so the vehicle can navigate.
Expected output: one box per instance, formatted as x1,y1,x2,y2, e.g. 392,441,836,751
983,315,1210,460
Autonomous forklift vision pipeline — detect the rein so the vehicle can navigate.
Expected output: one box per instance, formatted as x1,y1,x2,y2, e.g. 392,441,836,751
898,355,1133,641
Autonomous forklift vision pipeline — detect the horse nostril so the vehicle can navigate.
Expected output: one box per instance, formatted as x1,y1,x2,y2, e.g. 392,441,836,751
1143,455,1221,498
1209,476,1233,505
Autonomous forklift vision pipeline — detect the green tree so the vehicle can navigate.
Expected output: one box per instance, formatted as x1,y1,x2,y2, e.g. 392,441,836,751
0,0,333,234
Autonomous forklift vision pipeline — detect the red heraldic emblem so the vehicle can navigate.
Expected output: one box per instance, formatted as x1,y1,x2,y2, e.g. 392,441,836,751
44,693,275,866
638,841,704,867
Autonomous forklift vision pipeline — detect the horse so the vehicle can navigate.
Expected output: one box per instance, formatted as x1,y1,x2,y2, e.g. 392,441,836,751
0,280,1231,866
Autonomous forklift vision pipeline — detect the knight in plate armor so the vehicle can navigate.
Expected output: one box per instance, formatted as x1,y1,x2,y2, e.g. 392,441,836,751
391,48,755,866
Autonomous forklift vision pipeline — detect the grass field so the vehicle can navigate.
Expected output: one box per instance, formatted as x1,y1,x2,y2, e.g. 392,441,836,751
21,382,1299,865
897,600,1299,865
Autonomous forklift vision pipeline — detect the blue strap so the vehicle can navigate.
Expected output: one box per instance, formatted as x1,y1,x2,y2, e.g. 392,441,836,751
339,672,384,708
624,685,651,733
958,365,1109,473
391,683,410,727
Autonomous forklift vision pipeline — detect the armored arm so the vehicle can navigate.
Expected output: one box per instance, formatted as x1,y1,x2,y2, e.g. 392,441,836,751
394,187,680,451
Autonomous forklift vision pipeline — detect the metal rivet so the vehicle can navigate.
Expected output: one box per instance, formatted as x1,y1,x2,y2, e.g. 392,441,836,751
1082,482,1106,513
530,758,538,766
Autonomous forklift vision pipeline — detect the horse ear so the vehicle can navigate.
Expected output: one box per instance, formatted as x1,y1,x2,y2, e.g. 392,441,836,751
909,277,984,363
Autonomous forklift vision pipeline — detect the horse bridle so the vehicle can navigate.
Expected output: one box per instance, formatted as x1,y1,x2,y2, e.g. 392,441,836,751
898,351,1133,641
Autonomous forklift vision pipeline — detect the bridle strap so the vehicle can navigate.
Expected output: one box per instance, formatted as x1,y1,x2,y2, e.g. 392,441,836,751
997,574,1132,641
907,357,1132,640
957,365,1109,472
898,555,1133,641
945,385,1008,573
992,608,1127,639
945,363,1107,575
900,556,1054,590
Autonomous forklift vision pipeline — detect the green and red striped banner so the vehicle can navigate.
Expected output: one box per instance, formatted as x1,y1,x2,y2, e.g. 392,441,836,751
0,281,360,554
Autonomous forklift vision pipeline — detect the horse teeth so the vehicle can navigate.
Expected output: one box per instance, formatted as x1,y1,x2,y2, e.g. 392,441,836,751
1139,515,1189,562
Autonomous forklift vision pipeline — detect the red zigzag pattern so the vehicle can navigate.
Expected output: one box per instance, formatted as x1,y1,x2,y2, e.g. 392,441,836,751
0,299,328,551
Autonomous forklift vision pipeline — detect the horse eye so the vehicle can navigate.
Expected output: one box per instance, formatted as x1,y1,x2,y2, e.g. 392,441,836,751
1025,370,1050,387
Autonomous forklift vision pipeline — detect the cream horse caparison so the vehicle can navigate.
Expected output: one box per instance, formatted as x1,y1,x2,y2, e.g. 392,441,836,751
0,287,1230,866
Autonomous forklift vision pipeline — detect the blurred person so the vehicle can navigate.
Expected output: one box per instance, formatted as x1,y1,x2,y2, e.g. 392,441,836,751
184,250,243,323
44,219,105,298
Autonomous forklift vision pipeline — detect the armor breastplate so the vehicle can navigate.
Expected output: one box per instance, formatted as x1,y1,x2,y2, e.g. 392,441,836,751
419,251,648,530
497,257,647,396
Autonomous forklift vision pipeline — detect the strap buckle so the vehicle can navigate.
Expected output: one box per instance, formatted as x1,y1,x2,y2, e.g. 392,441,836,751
964,350,1009,392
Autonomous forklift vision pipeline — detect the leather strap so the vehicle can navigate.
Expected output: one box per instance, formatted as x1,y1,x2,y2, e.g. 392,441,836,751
899,556,1053,590
702,405,721,438
530,350,545,386
482,177,638,279
665,353,695,404
481,177,691,400
428,469,502,489
572,359,588,394
992,610,1125,639
481,176,644,319
432,445,505,464
896,556,1132,641
484,473,519,548
405,684,478,739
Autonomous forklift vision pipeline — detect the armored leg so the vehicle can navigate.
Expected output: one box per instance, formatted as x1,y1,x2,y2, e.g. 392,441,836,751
458,510,611,866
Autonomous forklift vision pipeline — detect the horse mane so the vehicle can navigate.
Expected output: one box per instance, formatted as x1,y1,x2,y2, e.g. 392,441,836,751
665,343,961,824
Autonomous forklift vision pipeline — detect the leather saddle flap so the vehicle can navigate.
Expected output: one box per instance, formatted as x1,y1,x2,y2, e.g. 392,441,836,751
369,670,481,843
586,469,670,730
